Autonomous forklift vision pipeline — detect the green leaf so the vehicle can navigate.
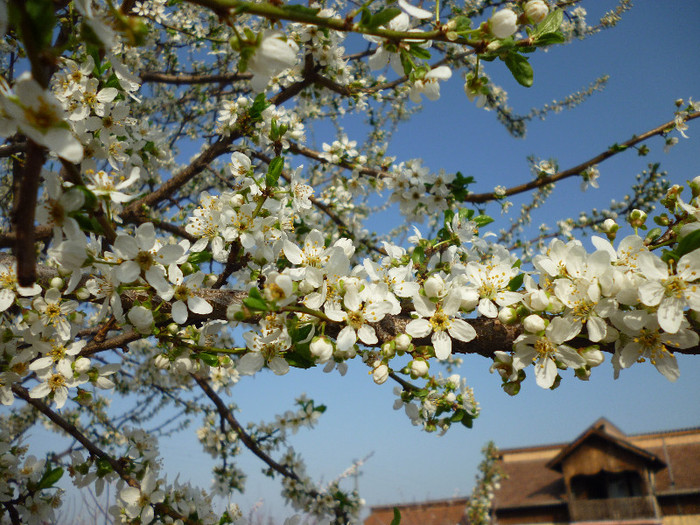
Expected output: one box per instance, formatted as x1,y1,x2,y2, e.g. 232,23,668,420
504,53,533,87
72,185,99,210
366,8,402,29
71,213,103,235
409,44,431,60
266,156,284,188
96,458,113,476
474,214,494,227
290,323,313,343
360,7,372,26
411,245,425,265
197,352,220,367
390,507,402,525
10,0,56,51
645,227,662,242
461,415,474,428
534,32,566,46
508,273,524,292
453,15,472,32
243,287,268,311
284,345,315,369
249,93,270,122
676,229,700,258
188,251,213,264
399,48,413,76
534,9,563,38
37,467,63,490
281,4,321,16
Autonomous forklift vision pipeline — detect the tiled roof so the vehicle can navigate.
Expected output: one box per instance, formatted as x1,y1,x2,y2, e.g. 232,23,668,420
364,497,470,525
494,419,700,511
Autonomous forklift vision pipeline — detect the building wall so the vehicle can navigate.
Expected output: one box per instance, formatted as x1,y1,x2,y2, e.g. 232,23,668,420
662,515,700,525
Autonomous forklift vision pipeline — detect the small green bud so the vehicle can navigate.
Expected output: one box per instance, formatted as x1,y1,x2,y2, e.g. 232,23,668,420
627,209,647,229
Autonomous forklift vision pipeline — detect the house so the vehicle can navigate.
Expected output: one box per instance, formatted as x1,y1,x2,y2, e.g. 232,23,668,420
363,418,700,525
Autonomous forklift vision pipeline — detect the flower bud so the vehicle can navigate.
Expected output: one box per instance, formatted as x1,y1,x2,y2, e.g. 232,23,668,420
689,175,700,198
380,343,394,360
50,277,64,290
523,314,545,333
423,275,444,299
395,334,412,352
498,307,517,324
524,0,549,24
310,336,334,363
460,288,479,311
74,357,91,374
627,209,647,228
410,358,429,378
230,194,245,207
75,287,90,301
445,392,456,403
154,354,171,369
602,218,618,233
489,9,518,39
581,347,604,367
528,289,550,311
372,364,389,384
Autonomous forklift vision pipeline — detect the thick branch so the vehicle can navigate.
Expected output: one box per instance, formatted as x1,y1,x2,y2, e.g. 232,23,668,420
2,253,700,358
12,140,46,286
140,71,252,84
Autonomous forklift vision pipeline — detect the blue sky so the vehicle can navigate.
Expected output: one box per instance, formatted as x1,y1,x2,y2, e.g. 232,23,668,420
15,1,700,522
187,1,700,519
220,1,700,518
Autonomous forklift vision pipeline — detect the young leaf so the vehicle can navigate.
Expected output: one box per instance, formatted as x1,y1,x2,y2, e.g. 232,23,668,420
244,287,268,311
367,8,402,29
197,352,220,367
534,9,563,38
676,229,700,258
37,467,64,490
504,53,533,87
266,156,284,188
508,273,524,292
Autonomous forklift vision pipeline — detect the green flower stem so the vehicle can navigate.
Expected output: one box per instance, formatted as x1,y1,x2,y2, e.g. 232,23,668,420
280,305,332,323
160,335,246,355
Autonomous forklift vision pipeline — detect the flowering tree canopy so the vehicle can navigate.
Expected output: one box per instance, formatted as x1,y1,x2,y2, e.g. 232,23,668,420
0,0,699,523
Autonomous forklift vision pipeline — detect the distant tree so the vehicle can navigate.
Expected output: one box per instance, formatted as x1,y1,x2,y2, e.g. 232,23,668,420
465,442,504,525
0,0,698,523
